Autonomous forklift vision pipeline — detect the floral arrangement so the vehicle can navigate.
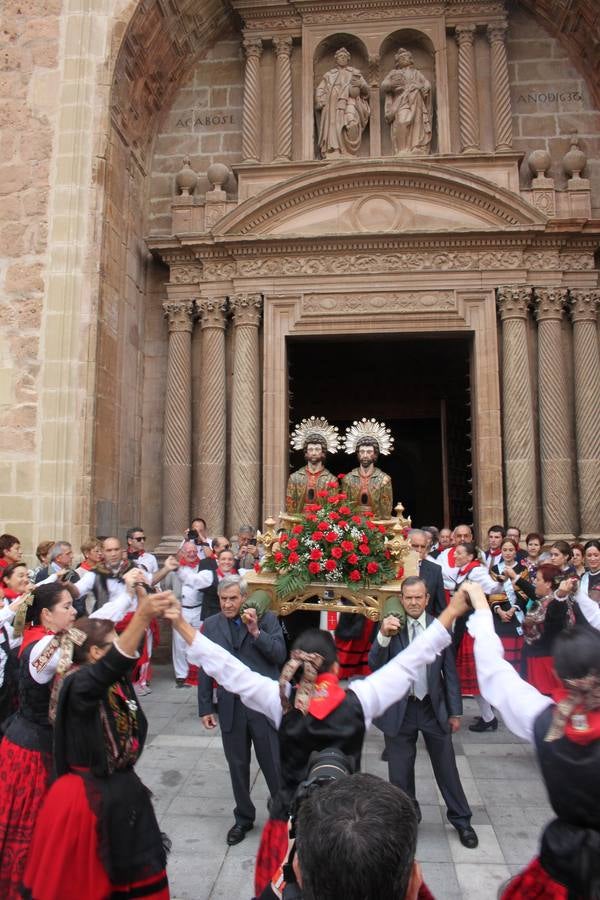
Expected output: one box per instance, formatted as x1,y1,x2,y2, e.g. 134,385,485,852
260,479,398,598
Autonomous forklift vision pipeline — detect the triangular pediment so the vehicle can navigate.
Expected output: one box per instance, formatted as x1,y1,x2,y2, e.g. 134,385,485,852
212,161,547,238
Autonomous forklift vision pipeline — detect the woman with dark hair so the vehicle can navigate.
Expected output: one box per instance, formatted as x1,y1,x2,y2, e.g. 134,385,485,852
465,580,600,899
582,540,600,602
548,540,576,577
21,588,172,900
0,562,34,724
0,534,22,573
0,572,142,899
523,532,544,577
571,543,586,578
488,538,530,673
165,589,471,896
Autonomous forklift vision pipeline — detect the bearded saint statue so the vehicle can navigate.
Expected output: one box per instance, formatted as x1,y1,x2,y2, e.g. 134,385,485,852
286,417,340,515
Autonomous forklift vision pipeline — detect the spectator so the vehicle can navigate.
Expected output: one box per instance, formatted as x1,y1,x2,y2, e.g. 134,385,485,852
184,517,212,560
34,541,76,584
77,538,103,572
232,525,261,570
483,524,505,567
163,541,203,687
408,530,445,616
126,527,159,579
0,534,22,574
31,541,54,582
523,532,544,578
488,538,530,674
582,539,600,601
570,543,586,578
549,540,576,577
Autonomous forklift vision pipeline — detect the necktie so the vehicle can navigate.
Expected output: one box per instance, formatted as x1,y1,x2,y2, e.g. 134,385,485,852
411,620,428,700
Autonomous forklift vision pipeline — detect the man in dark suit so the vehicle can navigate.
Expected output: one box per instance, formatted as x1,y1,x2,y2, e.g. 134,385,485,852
198,574,286,845
368,575,478,849
409,529,446,615
196,536,232,620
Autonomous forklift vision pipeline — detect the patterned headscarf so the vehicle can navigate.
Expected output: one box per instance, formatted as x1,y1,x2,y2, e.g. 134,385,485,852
544,671,600,742
279,649,324,715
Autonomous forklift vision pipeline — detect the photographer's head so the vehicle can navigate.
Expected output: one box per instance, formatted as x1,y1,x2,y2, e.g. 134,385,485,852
292,628,338,673
294,773,421,900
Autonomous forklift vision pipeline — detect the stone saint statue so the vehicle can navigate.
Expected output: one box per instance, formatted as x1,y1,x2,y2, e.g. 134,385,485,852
315,48,370,159
343,419,394,520
381,48,432,156
286,417,340,515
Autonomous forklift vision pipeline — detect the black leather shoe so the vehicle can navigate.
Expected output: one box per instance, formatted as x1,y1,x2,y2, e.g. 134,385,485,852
226,823,253,846
468,716,498,732
457,826,478,849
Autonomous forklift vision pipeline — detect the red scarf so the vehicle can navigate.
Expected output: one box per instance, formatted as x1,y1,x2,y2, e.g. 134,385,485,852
18,625,55,657
217,567,236,578
458,559,480,578
79,560,94,571
2,587,20,599
448,547,457,567
487,548,502,560
178,556,198,569
0,558,8,571
550,687,600,745
307,672,346,720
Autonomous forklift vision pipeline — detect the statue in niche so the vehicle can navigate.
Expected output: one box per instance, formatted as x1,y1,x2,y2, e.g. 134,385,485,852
381,48,432,156
315,47,370,159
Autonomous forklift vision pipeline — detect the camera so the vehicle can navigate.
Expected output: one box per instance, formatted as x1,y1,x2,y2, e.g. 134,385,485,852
187,528,200,543
289,747,354,836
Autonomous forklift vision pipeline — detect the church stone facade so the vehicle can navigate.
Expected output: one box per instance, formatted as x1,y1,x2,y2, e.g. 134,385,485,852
1,0,599,555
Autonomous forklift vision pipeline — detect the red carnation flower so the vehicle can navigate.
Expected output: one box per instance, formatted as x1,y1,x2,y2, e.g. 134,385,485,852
273,551,284,564
384,550,391,559
366,561,379,575
331,547,343,559
287,538,299,550
326,480,338,489
328,511,340,521
337,473,345,480
325,531,337,543
317,521,329,532
292,524,304,534
279,533,289,543
349,569,361,582
338,492,347,499
351,515,362,524
358,543,370,555
341,540,354,552
324,559,337,572
337,519,348,528
364,511,374,518
338,506,351,515
347,553,359,565
310,548,323,561
311,531,323,541
365,521,376,531
306,515,317,523
317,490,329,498
378,525,386,533
308,561,321,575
254,562,260,572
288,551,299,564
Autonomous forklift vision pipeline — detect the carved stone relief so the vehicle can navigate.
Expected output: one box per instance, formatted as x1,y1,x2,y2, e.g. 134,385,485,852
381,48,432,156
315,48,370,159
302,291,455,314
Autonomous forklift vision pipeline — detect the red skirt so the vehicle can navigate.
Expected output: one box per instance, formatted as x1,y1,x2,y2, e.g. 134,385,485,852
525,656,562,696
335,619,373,679
21,772,169,900
500,634,523,671
0,737,52,900
500,857,567,899
456,631,479,696
254,818,289,896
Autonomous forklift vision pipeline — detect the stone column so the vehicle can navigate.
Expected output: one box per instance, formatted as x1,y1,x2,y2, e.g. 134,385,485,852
229,293,263,535
160,300,195,548
534,288,577,540
487,22,512,150
497,287,539,532
570,289,600,538
455,25,480,153
195,298,228,537
242,37,263,163
273,36,293,162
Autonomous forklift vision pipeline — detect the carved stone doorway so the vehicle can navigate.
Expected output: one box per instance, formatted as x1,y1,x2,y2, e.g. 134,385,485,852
287,334,472,527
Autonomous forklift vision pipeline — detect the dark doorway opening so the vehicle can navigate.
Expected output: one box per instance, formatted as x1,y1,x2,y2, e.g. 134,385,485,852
287,333,472,528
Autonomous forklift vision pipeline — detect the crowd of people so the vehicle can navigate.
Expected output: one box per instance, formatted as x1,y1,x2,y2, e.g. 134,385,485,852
0,519,599,899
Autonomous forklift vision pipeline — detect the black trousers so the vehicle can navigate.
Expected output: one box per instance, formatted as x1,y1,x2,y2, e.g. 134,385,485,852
221,697,281,827
385,696,471,829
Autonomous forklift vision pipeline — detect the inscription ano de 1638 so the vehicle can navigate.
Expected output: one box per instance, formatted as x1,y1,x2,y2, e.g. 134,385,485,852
517,89,583,104
175,112,236,128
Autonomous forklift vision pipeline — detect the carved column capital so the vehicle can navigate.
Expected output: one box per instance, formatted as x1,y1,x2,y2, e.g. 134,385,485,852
487,21,508,44
243,36,263,59
198,297,228,330
497,286,531,320
230,293,263,327
455,23,476,45
162,300,195,333
273,35,292,57
570,289,600,323
534,287,568,322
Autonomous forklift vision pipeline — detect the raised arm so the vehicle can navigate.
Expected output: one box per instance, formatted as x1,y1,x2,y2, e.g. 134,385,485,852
574,585,600,630
166,600,282,728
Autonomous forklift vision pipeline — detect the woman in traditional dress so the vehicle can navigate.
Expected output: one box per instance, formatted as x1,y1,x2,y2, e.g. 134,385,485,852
523,532,544,578
570,543,586,578
548,540,576,577
165,589,470,896
465,579,600,899
0,562,34,724
488,538,530,674
21,588,171,900
582,539,600,602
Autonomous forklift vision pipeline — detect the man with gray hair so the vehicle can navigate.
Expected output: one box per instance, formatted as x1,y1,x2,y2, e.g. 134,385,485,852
198,574,285,846
408,529,446,616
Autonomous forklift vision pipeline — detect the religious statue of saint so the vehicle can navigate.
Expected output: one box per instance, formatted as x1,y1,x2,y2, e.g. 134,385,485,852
343,419,394,520
286,417,340,515
315,47,370,159
381,48,432,156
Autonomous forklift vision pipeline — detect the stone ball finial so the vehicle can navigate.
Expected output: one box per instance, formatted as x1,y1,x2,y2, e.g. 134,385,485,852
527,148,551,179
563,133,586,179
175,156,198,196
207,162,232,192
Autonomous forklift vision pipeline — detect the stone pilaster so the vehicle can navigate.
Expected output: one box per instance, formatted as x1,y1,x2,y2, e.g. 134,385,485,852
160,299,195,548
534,288,577,540
195,298,228,536
487,22,512,151
455,25,480,153
570,290,600,539
242,37,263,163
229,293,263,535
273,36,293,162
497,286,539,532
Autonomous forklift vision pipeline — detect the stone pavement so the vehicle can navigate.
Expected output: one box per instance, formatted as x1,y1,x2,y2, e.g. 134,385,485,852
137,665,553,900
